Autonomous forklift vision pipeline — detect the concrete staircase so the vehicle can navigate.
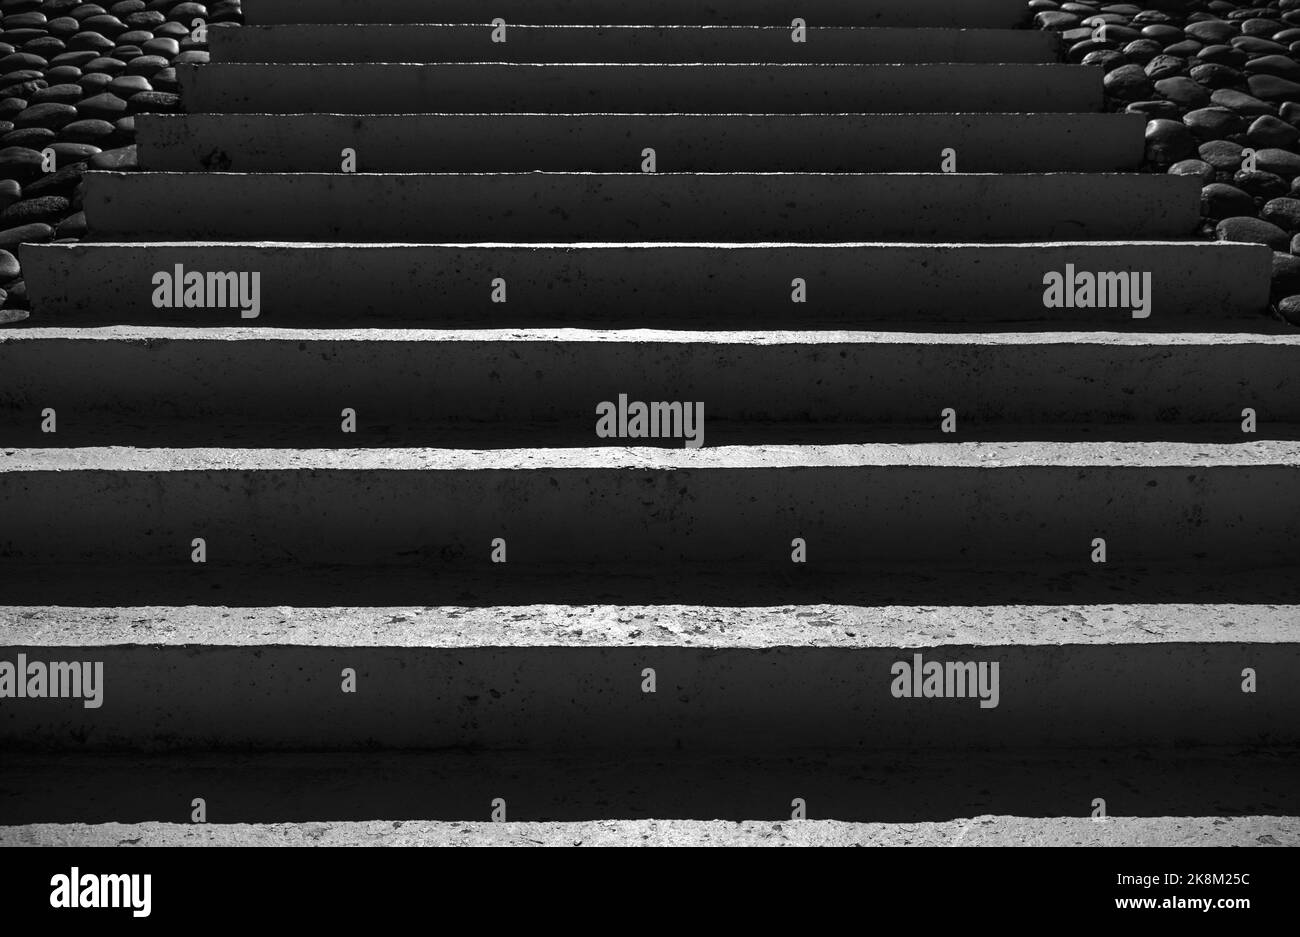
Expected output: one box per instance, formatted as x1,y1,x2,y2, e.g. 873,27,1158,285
3,0,1299,845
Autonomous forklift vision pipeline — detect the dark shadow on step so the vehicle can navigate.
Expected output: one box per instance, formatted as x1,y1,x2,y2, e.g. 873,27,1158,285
2,563,1298,606
2,748,1296,824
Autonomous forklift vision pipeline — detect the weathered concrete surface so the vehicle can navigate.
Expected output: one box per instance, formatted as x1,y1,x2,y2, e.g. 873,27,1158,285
177,63,1103,114
137,113,1140,173
208,24,1059,64
24,241,1262,325
4,817,1295,847
82,172,1198,242
0,445,1297,602
242,0,1035,28
5,603,1296,648
3,749,1297,823
2,637,1295,751
2,329,1296,446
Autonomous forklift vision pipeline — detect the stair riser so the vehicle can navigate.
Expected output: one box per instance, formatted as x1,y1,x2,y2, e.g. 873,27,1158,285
4,750,1297,824
82,173,1199,241
137,113,1141,174
2,644,1294,751
208,24,1059,64
177,63,1103,114
241,0,1034,28
22,242,1266,326
1,463,1295,568
1,334,1295,444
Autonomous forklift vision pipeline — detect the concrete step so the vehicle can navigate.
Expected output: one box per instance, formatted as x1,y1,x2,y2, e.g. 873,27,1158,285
1,604,1296,752
2,329,1296,447
2,748,1297,823
137,113,1143,173
80,173,1199,242
0,444,1296,579
8,817,1299,847
176,63,1103,114
20,242,1266,327
241,0,1035,28
208,24,1060,64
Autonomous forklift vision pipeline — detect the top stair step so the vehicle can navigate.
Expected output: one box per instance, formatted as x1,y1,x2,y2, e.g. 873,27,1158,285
242,0,1033,27
209,24,1060,64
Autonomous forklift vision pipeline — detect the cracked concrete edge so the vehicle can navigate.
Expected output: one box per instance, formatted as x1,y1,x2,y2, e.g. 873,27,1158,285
5,441,1300,472
2,817,1296,847
2,603,1297,648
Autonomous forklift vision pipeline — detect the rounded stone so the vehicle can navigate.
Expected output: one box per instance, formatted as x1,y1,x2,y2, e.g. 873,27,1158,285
1199,138,1246,170
1234,169,1289,199
1125,99,1181,117
115,27,151,44
1183,106,1245,139
1263,197,1300,231
1271,251,1300,294
1255,148,1300,177
56,116,113,141
14,101,79,129
106,72,148,95
169,1,207,17
1145,117,1196,162
44,64,83,82
81,55,126,74
1196,43,1248,66
46,14,80,35
80,12,125,35
29,82,83,105
86,141,134,169
75,90,127,118
122,52,166,74
1140,24,1183,43
1201,182,1256,219
171,50,208,65
1248,73,1300,102
1103,62,1154,99
1231,35,1287,55
1123,38,1163,63
1154,75,1211,107
0,179,20,212
76,71,112,91
0,248,18,280
1170,158,1215,182
1279,294,1300,323
1244,53,1300,81
1143,54,1185,79
151,21,189,39
1185,20,1237,44
1164,39,1203,57
1189,62,1242,87
126,88,176,111
1216,215,1290,248
68,30,116,52
1246,114,1300,148
0,194,70,226
1082,49,1127,70
123,9,163,27
0,126,54,148
47,140,99,161
140,34,177,56
1210,88,1275,115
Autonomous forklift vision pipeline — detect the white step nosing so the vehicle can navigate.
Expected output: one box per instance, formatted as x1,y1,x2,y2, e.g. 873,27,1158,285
4,603,1297,647
5,443,1300,472
6,328,1297,346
